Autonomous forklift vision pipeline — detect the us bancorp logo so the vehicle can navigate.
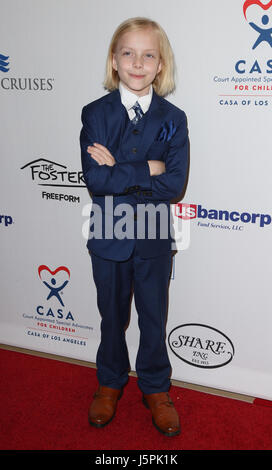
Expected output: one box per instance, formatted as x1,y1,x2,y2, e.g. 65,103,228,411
0,53,54,91
176,203,271,231
168,324,235,369
0,214,13,227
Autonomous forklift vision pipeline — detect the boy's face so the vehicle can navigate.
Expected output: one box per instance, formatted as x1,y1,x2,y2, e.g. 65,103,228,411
112,27,162,97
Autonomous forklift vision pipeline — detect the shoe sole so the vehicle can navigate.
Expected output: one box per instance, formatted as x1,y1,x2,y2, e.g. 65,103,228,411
142,396,181,437
88,412,116,428
88,388,123,428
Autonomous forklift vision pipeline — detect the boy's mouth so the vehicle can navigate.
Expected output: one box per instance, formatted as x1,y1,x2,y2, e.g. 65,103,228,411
129,73,145,79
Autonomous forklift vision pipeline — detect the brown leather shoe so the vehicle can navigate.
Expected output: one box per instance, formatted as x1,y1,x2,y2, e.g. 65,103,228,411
88,386,123,428
143,392,180,437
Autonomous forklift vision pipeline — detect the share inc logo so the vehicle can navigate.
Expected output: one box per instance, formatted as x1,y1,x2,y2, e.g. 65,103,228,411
243,0,272,49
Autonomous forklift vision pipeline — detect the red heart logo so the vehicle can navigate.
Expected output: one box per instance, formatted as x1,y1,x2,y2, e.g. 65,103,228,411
38,265,70,280
244,0,272,19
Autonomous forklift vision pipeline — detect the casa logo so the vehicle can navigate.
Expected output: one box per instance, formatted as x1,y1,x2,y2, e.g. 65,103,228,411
234,1,272,76
243,0,272,49
168,324,235,369
21,158,85,188
37,265,74,321
175,203,271,228
0,53,54,91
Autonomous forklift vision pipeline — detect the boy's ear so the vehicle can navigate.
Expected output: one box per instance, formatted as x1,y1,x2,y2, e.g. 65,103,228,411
112,53,118,71
156,60,162,75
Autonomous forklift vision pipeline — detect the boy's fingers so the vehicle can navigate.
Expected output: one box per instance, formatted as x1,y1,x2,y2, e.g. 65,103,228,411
89,154,104,165
88,147,107,161
93,143,112,157
88,146,108,159
87,145,115,166
88,149,111,166
88,144,115,158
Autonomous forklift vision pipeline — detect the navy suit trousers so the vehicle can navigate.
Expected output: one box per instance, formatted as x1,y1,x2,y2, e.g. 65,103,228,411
90,244,173,394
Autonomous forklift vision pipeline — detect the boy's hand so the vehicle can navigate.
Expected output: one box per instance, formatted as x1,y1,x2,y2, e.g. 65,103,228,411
147,160,166,176
86,145,165,175
87,143,116,166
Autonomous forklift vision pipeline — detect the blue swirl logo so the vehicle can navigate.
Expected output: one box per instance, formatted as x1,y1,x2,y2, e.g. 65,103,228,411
0,54,9,72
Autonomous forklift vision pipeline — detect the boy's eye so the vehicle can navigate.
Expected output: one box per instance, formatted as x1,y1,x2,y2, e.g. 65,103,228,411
122,51,132,56
146,54,154,58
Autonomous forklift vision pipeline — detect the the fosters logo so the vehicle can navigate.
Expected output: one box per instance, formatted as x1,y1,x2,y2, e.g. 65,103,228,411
21,158,85,204
21,158,85,188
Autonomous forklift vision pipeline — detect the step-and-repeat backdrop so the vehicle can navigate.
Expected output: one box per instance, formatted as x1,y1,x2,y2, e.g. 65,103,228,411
1,0,271,399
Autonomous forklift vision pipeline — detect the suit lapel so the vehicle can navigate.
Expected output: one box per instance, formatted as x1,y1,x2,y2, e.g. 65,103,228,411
104,90,127,156
104,88,166,161
105,88,127,128
138,91,166,160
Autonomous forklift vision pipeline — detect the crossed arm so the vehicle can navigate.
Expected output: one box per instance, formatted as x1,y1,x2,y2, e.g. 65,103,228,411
87,143,165,176
80,106,188,200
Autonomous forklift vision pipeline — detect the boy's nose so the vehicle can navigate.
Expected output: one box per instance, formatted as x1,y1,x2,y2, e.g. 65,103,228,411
133,56,144,68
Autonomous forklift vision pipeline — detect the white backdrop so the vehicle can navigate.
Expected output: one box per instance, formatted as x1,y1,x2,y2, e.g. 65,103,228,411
1,0,271,400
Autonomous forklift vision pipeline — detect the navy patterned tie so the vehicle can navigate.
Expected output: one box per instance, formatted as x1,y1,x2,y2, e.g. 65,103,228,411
131,101,144,125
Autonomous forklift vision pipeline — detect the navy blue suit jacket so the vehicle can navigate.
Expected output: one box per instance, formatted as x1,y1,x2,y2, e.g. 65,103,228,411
80,88,189,261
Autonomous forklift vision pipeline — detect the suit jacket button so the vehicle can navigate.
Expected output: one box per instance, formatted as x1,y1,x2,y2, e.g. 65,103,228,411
132,147,137,154
134,214,137,220
132,129,140,135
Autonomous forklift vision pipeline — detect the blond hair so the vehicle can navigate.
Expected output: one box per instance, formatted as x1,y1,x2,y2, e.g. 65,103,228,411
103,17,176,97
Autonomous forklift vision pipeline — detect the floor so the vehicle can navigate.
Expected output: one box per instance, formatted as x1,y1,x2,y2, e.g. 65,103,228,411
0,343,254,404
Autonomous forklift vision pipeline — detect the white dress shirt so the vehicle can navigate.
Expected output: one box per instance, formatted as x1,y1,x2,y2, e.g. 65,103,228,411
119,82,153,120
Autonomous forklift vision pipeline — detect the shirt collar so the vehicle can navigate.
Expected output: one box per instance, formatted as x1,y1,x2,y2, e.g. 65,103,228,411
119,82,153,114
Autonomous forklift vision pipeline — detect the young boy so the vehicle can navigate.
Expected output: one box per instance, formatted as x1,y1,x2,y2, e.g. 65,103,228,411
80,17,189,437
